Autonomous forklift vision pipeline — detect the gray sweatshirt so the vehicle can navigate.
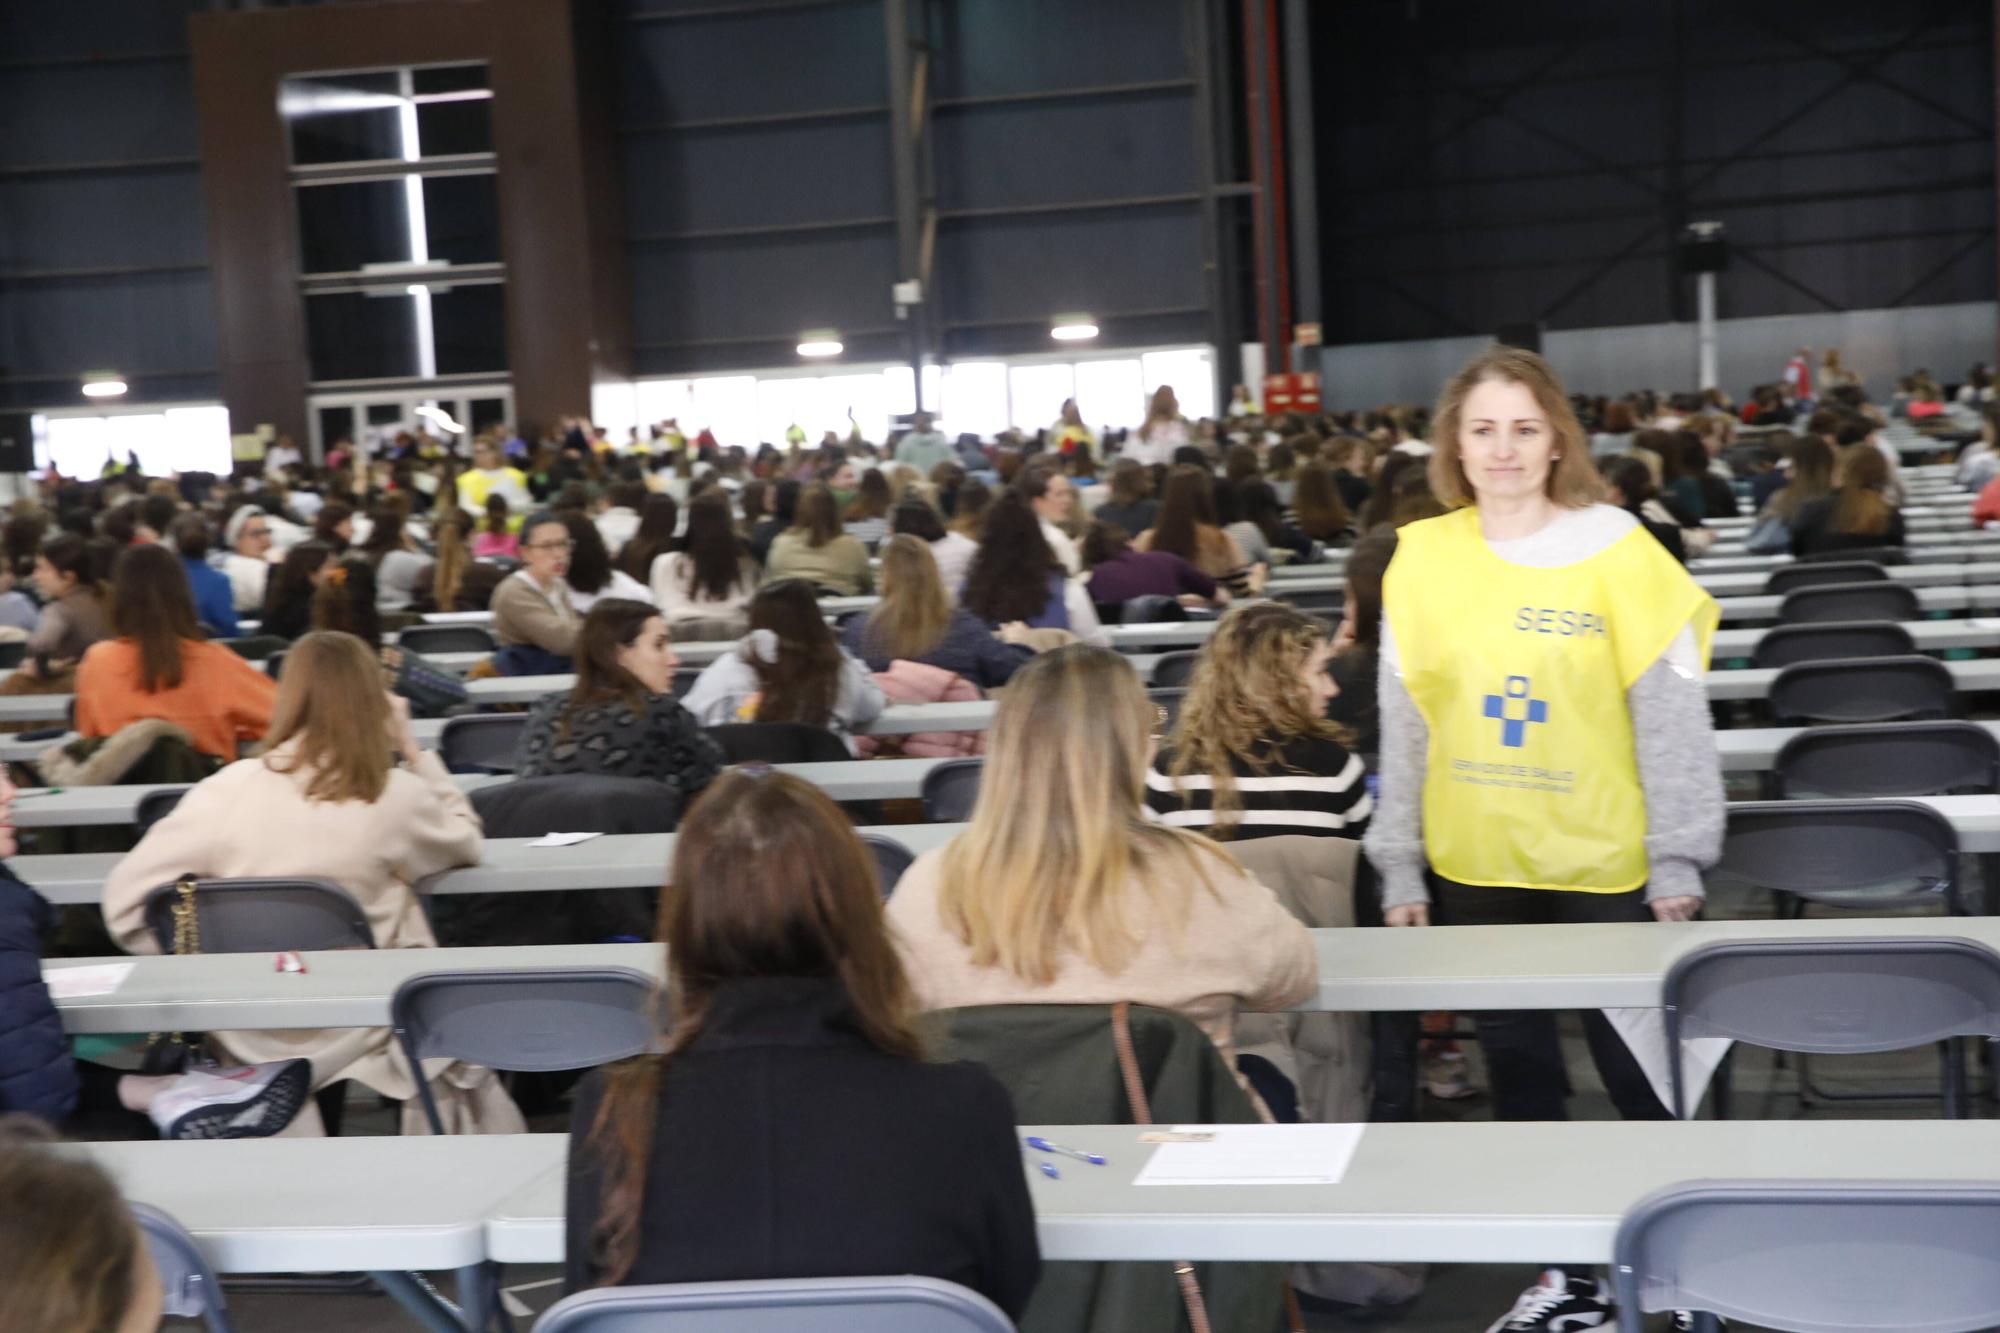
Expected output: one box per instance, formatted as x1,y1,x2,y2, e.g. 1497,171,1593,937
1361,504,1725,909
678,628,887,755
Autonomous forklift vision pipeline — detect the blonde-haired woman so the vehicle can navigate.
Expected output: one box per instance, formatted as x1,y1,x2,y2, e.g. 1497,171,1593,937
1365,347,1722,1328
102,630,522,1135
886,645,1315,1081
1145,603,1370,841
839,535,1028,688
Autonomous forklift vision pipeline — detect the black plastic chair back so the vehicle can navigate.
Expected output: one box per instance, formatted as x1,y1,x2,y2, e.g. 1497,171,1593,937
438,713,528,774
1150,651,1198,688
216,635,288,661
141,878,376,954
1777,581,1921,624
1119,594,1187,624
919,758,983,822
397,625,498,655
131,1203,233,1332
860,833,915,896
707,722,851,764
0,642,24,671
1752,621,1915,669
1769,655,1954,724
1774,721,2000,799
134,787,187,837
1274,587,1345,614
265,650,286,680
1707,799,1962,913
1763,561,1888,596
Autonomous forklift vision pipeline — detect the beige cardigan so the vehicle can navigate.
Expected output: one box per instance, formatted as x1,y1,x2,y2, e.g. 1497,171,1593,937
101,745,523,1135
885,839,1317,1062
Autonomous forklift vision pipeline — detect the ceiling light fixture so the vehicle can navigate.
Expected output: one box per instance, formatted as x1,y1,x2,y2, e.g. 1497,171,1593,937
81,374,128,398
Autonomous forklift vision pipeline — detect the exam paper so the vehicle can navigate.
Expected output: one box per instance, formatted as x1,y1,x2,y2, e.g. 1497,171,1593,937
42,962,135,999
528,832,604,848
1133,1124,1363,1186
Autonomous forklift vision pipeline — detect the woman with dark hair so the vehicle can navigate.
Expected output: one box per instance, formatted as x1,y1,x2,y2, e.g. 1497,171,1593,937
1135,464,1265,595
311,556,384,650
1289,463,1352,547
1080,520,1221,610
474,493,519,559
680,579,885,749
1327,527,1396,760
947,476,993,538
886,496,974,594
1602,458,1688,564
75,544,276,759
763,484,873,596
1232,478,1316,562
312,501,355,554
492,510,582,675
841,467,894,547
616,494,680,584
359,507,432,613
735,479,768,542
842,536,1027,686
650,491,757,635
561,513,653,614
261,540,334,640
960,492,1108,645
1790,444,1905,556
16,534,111,686
169,514,239,637
748,479,797,564
566,769,1039,1308
516,599,725,791
1091,458,1158,538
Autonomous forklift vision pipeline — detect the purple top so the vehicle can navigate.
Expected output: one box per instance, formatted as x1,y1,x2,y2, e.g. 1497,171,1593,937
1084,549,1218,605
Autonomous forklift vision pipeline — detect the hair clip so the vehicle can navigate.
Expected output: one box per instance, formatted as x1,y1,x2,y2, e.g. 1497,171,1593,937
327,566,348,586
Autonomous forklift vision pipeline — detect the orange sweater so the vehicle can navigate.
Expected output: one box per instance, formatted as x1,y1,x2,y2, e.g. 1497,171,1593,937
75,638,277,760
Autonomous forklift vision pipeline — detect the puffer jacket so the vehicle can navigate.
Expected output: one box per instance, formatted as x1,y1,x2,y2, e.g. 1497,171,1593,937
851,660,984,758
0,868,78,1123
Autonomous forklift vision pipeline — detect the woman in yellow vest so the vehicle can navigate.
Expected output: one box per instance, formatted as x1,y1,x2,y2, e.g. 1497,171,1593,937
1365,347,1723,1326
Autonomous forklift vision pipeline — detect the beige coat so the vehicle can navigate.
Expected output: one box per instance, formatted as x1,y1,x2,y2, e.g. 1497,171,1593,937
101,745,523,1134
886,838,1317,1064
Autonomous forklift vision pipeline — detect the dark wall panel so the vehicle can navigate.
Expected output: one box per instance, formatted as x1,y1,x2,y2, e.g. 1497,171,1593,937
623,121,893,234
930,0,1189,93
630,231,898,344
620,1,887,124
935,207,1205,326
0,65,201,168
0,171,209,272
933,94,1196,213
0,273,217,377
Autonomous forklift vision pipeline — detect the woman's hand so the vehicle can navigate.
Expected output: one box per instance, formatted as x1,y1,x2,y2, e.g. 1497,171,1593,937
1385,903,1430,927
1246,561,1269,595
1649,895,1701,922
385,693,422,764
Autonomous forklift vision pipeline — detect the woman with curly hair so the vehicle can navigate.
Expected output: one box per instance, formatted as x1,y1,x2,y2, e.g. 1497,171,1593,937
1144,602,1369,841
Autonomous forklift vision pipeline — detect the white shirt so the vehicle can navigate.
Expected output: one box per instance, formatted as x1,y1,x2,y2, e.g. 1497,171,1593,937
595,507,641,557
569,568,655,615
649,551,756,625
929,532,978,596
1040,518,1082,575
1123,419,1188,467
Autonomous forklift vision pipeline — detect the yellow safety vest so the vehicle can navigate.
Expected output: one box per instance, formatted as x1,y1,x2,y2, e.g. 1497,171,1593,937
1383,506,1718,893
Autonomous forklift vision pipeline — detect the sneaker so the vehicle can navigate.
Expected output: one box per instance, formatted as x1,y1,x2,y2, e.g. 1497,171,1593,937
1484,1269,1612,1332
1422,1046,1478,1100
150,1059,312,1141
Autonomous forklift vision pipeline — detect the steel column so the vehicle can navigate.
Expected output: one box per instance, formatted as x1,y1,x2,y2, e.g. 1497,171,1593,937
1281,0,1320,360
883,0,930,411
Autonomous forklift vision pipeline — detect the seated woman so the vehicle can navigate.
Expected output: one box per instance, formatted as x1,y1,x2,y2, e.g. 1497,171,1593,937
169,514,238,638
14,534,110,688
566,769,1039,1310
888,497,977,596
359,507,432,614
1326,527,1396,760
841,536,1028,688
1081,520,1222,612
259,540,333,641
649,490,757,638
1091,457,1159,538
680,579,885,750
1790,444,1907,556
491,510,582,675
959,492,1109,647
1232,479,1317,563
516,599,725,797
474,494,519,559
74,545,276,761
763,484,874,596
1135,464,1267,595
1601,457,1688,564
1145,603,1370,840
563,513,654,615
887,645,1315,1080
0,1126,166,1330
101,631,520,1135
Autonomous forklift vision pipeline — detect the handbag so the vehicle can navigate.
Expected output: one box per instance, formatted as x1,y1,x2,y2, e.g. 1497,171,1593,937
390,645,471,718
140,875,211,1075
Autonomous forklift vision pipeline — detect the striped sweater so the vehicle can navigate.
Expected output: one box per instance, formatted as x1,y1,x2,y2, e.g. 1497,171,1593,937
1145,735,1372,840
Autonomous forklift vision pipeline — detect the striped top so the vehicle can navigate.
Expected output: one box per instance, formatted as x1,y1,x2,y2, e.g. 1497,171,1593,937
1144,735,1372,840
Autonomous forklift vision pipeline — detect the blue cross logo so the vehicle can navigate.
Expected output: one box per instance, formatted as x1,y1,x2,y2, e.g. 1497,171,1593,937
1483,675,1548,748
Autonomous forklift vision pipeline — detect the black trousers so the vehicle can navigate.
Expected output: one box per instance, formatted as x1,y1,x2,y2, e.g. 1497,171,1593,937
1429,876,1671,1122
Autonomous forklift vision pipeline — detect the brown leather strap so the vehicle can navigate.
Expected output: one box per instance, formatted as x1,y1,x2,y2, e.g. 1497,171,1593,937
1112,1003,1212,1333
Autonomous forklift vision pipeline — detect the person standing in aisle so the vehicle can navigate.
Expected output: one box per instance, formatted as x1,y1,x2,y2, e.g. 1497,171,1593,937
1364,347,1724,1333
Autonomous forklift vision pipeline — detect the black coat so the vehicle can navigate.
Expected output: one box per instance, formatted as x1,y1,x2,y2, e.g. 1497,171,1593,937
0,866,78,1123
564,976,1040,1317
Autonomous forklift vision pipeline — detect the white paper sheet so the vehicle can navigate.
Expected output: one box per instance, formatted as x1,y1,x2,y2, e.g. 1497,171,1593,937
1133,1124,1364,1187
42,962,135,998
528,832,604,848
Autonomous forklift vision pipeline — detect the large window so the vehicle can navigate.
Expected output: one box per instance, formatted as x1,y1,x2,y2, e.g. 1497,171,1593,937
35,407,231,478
282,63,505,386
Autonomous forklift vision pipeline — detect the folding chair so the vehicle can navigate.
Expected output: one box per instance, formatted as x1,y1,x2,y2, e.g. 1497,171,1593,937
1150,651,1198,688
1707,799,1963,916
1118,594,1187,624
134,787,187,837
707,722,852,764
131,1203,233,1333
1768,655,1953,724
141,878,375,954
438,714,528,774
533,1275,1014,1333
1762,561,1888,595
1663,937,2000,1119
919,758,983,822
861,833,915,896
1777,582,1920,624
1751,621,1914,669
215,635,288,661
1614,1180,2000,1332
398,625,499,655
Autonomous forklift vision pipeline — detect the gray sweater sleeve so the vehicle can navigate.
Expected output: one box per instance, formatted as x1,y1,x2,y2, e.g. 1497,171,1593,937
1361,628,1725,909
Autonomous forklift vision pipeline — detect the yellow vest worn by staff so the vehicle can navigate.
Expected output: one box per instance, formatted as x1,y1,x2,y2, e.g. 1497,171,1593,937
1384,506,1718,893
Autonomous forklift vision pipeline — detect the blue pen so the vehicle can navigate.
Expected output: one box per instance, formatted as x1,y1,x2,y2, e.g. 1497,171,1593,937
1024,1136,1107,1165
1037,1160,1061,1180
